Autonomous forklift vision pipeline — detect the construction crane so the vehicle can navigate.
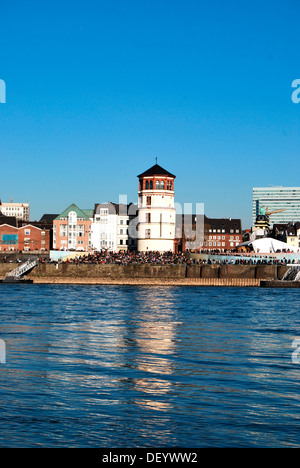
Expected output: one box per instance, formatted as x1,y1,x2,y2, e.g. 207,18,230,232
255,206,286,231
265,207,286,217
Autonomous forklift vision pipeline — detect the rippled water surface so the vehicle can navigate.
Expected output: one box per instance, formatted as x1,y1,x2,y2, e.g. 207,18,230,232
1,284,300,447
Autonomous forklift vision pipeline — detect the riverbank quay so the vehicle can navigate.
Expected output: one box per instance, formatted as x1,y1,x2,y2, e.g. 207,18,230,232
261,280,300,288
26,262,291,280
0,262,293,287
28,277,261,287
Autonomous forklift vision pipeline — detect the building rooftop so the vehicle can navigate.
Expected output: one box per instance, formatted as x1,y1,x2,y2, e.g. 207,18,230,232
82,209,94,219
55,203,92,221
175,215,242,233
137,164,176,179
94,202,138,216
207,218,242,230
39,214,59,223
0,214,18,227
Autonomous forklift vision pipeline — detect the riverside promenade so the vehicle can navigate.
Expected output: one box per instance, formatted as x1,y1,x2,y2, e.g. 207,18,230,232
0,261,290,287
1,250,299,287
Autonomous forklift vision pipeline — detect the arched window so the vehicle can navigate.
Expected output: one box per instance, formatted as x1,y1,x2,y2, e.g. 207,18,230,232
150,180,153,189
156,180,160,189
146,181,149,189
161,181,165,189
68,211,77,225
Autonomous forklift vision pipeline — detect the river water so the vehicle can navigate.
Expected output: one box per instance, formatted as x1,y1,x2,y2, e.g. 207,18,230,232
0,284,300,448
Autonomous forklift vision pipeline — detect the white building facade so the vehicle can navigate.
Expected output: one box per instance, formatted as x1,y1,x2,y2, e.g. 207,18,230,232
0,201,30,222
91,204,118,252
137,164,176,252
91,203,138,252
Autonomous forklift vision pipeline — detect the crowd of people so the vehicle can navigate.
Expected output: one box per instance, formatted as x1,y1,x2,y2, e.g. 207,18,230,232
206,257,299,265
1,249,300,266
65,250,190,265
53,250,300,266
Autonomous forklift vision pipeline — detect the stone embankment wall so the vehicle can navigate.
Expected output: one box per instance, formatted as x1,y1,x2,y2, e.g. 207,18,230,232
0,264,17,276
186,264,290,280
0,263,289,280
29,263,187,279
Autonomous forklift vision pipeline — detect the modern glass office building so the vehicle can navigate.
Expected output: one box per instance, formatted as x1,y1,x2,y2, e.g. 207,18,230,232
253,187,300,227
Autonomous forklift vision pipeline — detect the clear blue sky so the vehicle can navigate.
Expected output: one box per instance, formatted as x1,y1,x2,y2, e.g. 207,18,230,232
0,0,299,228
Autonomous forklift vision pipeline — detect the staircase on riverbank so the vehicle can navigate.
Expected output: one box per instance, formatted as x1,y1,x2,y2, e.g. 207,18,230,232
4,259,39,282
282,266,300,282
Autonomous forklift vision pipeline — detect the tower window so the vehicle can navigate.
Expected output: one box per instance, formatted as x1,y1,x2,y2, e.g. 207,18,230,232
146,181,149,189
146,196,151,206
161,181,165,189
150,181,153,189
156,181,160,189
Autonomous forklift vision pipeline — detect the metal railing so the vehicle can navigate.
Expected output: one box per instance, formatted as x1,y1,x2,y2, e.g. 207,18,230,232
5,259,39,279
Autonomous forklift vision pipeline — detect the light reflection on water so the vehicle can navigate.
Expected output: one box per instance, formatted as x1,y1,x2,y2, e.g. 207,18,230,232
0,284,300,447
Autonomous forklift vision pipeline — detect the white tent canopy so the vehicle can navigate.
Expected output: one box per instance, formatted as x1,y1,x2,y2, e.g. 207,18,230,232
238,237,300,253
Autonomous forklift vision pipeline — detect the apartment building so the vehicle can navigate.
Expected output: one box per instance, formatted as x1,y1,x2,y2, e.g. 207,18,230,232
91,203,118,251
91,202,138,252
0,223,50,251
53,204,93,251
0,201,30,222
272,222,300,248
175,215,242,252
204,218,243,251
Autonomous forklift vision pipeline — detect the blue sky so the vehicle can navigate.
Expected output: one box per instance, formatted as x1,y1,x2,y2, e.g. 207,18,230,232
0,0,299,228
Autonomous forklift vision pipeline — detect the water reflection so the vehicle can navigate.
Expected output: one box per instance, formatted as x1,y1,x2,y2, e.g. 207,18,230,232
1,285,300,447
116,288,181,422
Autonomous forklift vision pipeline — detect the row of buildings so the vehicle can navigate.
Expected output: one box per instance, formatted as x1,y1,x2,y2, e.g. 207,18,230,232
0,210,243,254
1,165,300,254
0,164,243,254
0,213,50,252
